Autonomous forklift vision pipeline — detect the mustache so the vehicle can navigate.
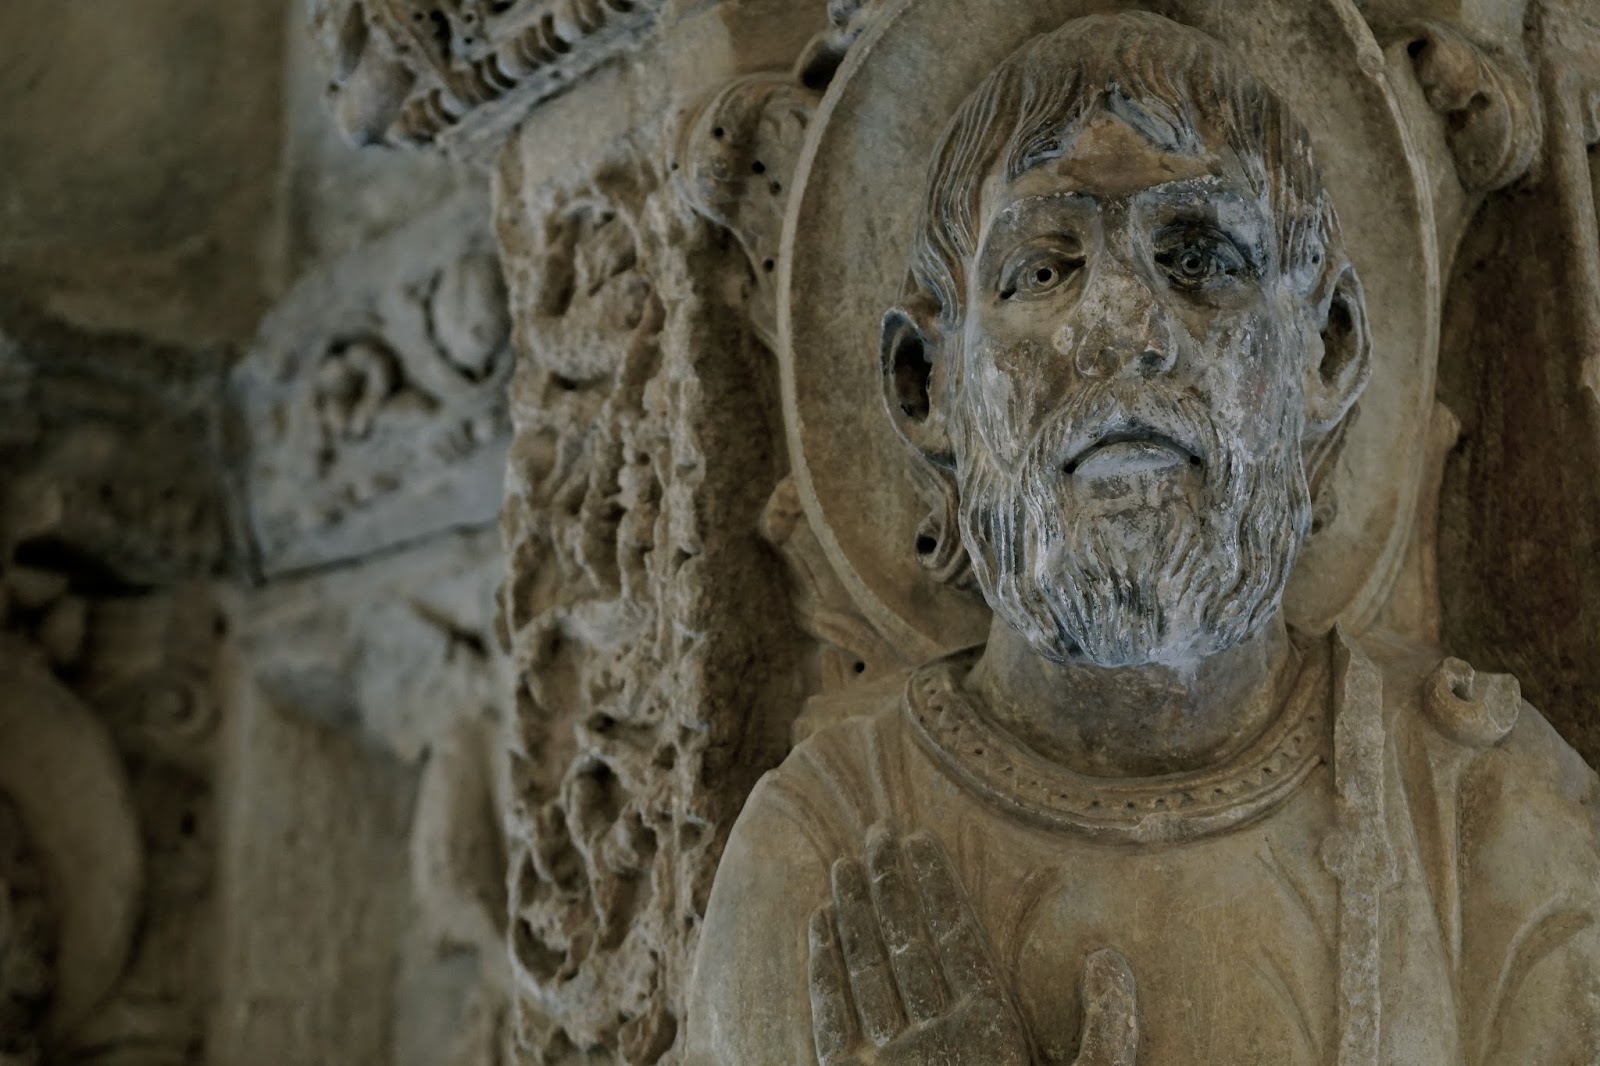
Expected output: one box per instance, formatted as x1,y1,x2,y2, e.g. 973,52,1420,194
1015,379,1235,497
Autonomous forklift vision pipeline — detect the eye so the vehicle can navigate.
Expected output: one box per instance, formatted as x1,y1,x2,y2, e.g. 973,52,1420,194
999,241,1084,300
1154,228,1250,291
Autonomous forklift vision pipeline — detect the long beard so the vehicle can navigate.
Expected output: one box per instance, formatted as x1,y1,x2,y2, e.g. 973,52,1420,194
954,378,1311,667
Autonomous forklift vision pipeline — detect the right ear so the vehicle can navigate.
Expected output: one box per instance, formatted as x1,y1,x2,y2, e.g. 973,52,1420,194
881,300,955,469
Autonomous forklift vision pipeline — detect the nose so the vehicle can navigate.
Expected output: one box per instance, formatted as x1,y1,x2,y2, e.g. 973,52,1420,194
1055,262,1176,380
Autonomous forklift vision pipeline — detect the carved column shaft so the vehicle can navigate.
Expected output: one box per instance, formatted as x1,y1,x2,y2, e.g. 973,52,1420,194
481,5,827,1059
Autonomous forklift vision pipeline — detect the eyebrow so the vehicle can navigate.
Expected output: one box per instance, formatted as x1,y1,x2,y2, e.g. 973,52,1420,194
1132,176,1258,214
997,175,1250,215
979,190,1095,252
980,175,1262,248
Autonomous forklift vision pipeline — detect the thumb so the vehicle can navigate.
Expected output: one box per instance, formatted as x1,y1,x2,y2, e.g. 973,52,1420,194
1072,948,1138,1066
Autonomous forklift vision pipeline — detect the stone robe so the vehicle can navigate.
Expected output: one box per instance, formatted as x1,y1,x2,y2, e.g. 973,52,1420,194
684,631,1600,1064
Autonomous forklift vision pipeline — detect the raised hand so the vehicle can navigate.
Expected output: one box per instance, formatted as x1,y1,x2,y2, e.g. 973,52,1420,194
806,824,1139,1065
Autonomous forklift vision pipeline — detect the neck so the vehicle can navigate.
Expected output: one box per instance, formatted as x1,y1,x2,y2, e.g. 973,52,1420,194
964,613,1297,778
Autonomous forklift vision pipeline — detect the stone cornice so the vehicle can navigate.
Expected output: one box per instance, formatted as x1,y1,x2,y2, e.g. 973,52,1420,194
314,0,666,151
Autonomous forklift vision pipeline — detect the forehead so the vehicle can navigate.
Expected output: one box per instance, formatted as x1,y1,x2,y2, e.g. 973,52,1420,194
976,115,1266,243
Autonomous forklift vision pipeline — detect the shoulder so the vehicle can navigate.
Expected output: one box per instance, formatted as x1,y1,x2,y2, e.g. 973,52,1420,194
1366,638,1600,1056
681,689,908,1065
1364,635,1600,946
740,684,918,859
1360,632,1599,837
1364,634,1599,825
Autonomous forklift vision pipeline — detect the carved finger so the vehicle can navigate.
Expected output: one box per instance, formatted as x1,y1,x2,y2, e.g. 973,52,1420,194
832,856,907,1044
904,831,1003,1002
864,824,948,1024
1072,948,1139,1066
808,904,857,1065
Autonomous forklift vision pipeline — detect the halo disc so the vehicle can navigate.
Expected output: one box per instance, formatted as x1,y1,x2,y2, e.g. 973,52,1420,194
779,0,1437,662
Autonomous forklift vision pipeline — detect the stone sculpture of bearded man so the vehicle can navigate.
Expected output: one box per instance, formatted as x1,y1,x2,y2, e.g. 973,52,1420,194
685,12,1600,1065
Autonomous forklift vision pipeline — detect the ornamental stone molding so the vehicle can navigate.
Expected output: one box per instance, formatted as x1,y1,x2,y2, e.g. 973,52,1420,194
311,0,669,149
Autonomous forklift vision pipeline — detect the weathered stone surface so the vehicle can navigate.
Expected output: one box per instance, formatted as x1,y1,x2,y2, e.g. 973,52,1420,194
235,192,512,576
494,143,805,1065
5,0,1600,1063
222,528,512,1063
213,684,417,1065
0,307,233,1062
684,4,1600,1064
480,8,832,1060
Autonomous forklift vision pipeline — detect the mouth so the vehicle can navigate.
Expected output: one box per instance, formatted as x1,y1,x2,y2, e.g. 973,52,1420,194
1063,428,1203,480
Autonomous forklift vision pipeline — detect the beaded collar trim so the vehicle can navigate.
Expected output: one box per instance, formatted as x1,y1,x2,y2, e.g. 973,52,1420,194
903,639,1331,845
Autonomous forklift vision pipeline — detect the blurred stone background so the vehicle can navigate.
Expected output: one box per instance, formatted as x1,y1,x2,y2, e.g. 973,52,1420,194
0,2,509,1062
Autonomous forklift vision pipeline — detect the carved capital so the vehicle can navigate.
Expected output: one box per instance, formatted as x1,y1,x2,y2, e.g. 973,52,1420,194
312,0,665,150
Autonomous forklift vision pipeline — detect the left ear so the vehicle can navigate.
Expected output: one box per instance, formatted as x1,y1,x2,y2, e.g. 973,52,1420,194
1301,259,1372,437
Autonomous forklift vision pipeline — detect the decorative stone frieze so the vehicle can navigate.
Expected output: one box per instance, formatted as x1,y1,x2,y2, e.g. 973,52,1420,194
234,192,512,577
492,145,807,1062
311,0,668,149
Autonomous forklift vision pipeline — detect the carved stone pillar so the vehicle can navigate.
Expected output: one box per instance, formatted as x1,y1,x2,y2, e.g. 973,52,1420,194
488,10,839,1058
307,2,847,1059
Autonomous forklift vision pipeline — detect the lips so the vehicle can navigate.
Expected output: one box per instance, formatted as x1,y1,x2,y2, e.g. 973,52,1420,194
1063,429,1203,480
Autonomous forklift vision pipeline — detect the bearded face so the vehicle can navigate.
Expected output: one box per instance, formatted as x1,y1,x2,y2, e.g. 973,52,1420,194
952,356,1311,668
943,113,1318,668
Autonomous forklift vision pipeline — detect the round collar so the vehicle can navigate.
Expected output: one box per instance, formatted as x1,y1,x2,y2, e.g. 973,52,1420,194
903,636,1331,845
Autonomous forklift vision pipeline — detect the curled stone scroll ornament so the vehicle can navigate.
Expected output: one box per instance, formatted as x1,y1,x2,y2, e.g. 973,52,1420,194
0,308,233,1062
1397,20,1541,193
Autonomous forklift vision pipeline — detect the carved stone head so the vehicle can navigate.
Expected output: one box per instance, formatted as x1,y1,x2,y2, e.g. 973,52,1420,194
881,12,1371,668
